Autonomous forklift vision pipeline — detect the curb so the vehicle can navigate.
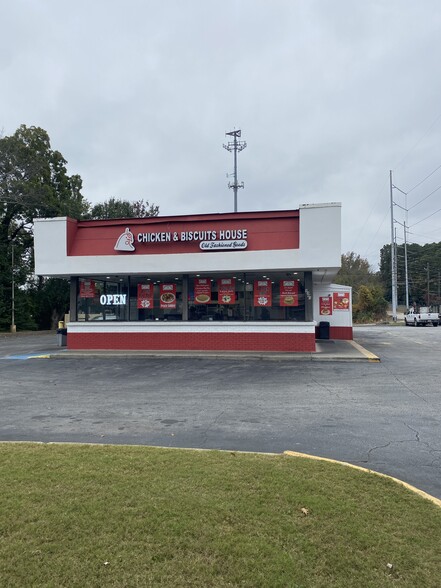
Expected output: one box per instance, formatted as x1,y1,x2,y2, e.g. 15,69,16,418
283,450,441,508
30,340,378,362
41,351,372,362
2,441,437,506
348,340,380,362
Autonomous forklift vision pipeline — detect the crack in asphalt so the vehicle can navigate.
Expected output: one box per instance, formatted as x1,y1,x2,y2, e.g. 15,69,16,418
403,423,441,463
380,364,430,405
363,422,441,470
199,410,226,448
310,377,343,402
404,422,420,442
365,442,392,462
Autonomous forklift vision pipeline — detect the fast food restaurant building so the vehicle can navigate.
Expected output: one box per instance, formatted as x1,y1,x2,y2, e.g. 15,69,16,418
33,202,352,352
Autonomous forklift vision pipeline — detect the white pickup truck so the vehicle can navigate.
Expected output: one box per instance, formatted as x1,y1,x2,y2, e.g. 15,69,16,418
404,307,439,327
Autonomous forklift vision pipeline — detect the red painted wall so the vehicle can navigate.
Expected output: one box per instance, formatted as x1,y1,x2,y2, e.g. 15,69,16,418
315,326,353,340
67,210,300,256
68,331,316,353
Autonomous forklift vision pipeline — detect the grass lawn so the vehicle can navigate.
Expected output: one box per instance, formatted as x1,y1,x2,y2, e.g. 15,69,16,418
1,443,440,587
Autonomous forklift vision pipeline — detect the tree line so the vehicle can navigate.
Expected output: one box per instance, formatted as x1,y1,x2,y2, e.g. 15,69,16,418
379,242,441,307
0,125,158,331
336,240,441,323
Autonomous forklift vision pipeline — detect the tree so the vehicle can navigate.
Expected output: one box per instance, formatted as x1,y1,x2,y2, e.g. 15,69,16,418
1,125,161,331
335,252,388,323
33,278,70,330
0,125,89,331
335,252,378,300
87,197,159,220
353,284,388,323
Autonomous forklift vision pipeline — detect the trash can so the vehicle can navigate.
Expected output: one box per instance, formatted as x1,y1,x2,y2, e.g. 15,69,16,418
318,321,330,340
56,327,67,347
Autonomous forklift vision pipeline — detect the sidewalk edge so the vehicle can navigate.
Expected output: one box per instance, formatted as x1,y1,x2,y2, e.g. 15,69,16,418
349,339,380,362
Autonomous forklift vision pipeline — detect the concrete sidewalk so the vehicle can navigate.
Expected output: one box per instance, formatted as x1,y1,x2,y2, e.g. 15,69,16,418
47,338,379,362
0,331,380,362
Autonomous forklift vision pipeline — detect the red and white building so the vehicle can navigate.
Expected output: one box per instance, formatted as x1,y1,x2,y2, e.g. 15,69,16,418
33,202,352,352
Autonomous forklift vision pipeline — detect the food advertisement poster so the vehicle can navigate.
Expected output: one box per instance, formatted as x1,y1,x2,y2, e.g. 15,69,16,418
217,278,236,304
137,283,154,309
194,278,212,304
79,280,95,298
279,280,299,306
333,291,350,310
319,296,333,316
253,279,272,307
160,283,177,309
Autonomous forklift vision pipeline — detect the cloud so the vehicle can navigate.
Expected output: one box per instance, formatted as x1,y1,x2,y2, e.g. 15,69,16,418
2,0,441,267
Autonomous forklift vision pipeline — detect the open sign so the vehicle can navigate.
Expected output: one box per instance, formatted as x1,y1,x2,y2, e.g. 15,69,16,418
100,294,127,305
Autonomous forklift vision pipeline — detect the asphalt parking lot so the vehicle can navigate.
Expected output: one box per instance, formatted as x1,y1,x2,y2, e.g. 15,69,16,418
0,326,440,499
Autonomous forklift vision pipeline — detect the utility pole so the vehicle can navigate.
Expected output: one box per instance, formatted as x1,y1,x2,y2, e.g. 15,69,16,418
404,221,409,309
11,243,16,334
389,171,408,319
223,129,247,212
427,264,430,306
389,170,397,321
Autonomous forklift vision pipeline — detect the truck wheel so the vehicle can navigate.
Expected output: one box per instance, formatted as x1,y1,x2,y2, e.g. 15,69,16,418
433,322,439,327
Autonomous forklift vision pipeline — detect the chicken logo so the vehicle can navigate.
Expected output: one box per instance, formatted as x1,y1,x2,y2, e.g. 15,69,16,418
114,228,135,252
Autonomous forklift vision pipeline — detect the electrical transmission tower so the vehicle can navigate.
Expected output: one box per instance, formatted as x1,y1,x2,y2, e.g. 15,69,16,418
389,170,409,320
223,129,247,212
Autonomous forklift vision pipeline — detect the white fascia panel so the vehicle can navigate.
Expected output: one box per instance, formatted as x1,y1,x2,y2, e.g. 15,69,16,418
34,218,68,276
42,249,304,276
299,203,341,268
67,321,317,334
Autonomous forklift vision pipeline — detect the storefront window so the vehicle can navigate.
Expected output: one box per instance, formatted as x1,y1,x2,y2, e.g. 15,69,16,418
188,273,305,321
129,277,183,321
75,273,305,322
77,278,129,321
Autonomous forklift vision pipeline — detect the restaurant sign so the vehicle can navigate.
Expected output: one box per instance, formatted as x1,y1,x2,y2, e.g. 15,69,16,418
115,227,248,253
253,279,272,307
280,280,299,306
333,292,350,310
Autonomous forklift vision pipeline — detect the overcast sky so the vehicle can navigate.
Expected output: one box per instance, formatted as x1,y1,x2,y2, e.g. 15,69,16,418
2,0,441,268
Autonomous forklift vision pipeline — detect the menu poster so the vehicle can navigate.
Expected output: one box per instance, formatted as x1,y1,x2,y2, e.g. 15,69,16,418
80,280,95,298
319,296,333,316
137,283,154,309
217,278,236,304
253,279,272,307
333,291,350,310
279,280,299,306
160,283,177,309
194,278,212,305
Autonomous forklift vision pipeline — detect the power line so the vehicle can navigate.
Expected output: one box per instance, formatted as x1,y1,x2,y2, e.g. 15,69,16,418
408,226,441,239
394,111,441,171
408,183,441,210
361,207,390,261
352,176,390,255
406,163,441,194
410,206,441,228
